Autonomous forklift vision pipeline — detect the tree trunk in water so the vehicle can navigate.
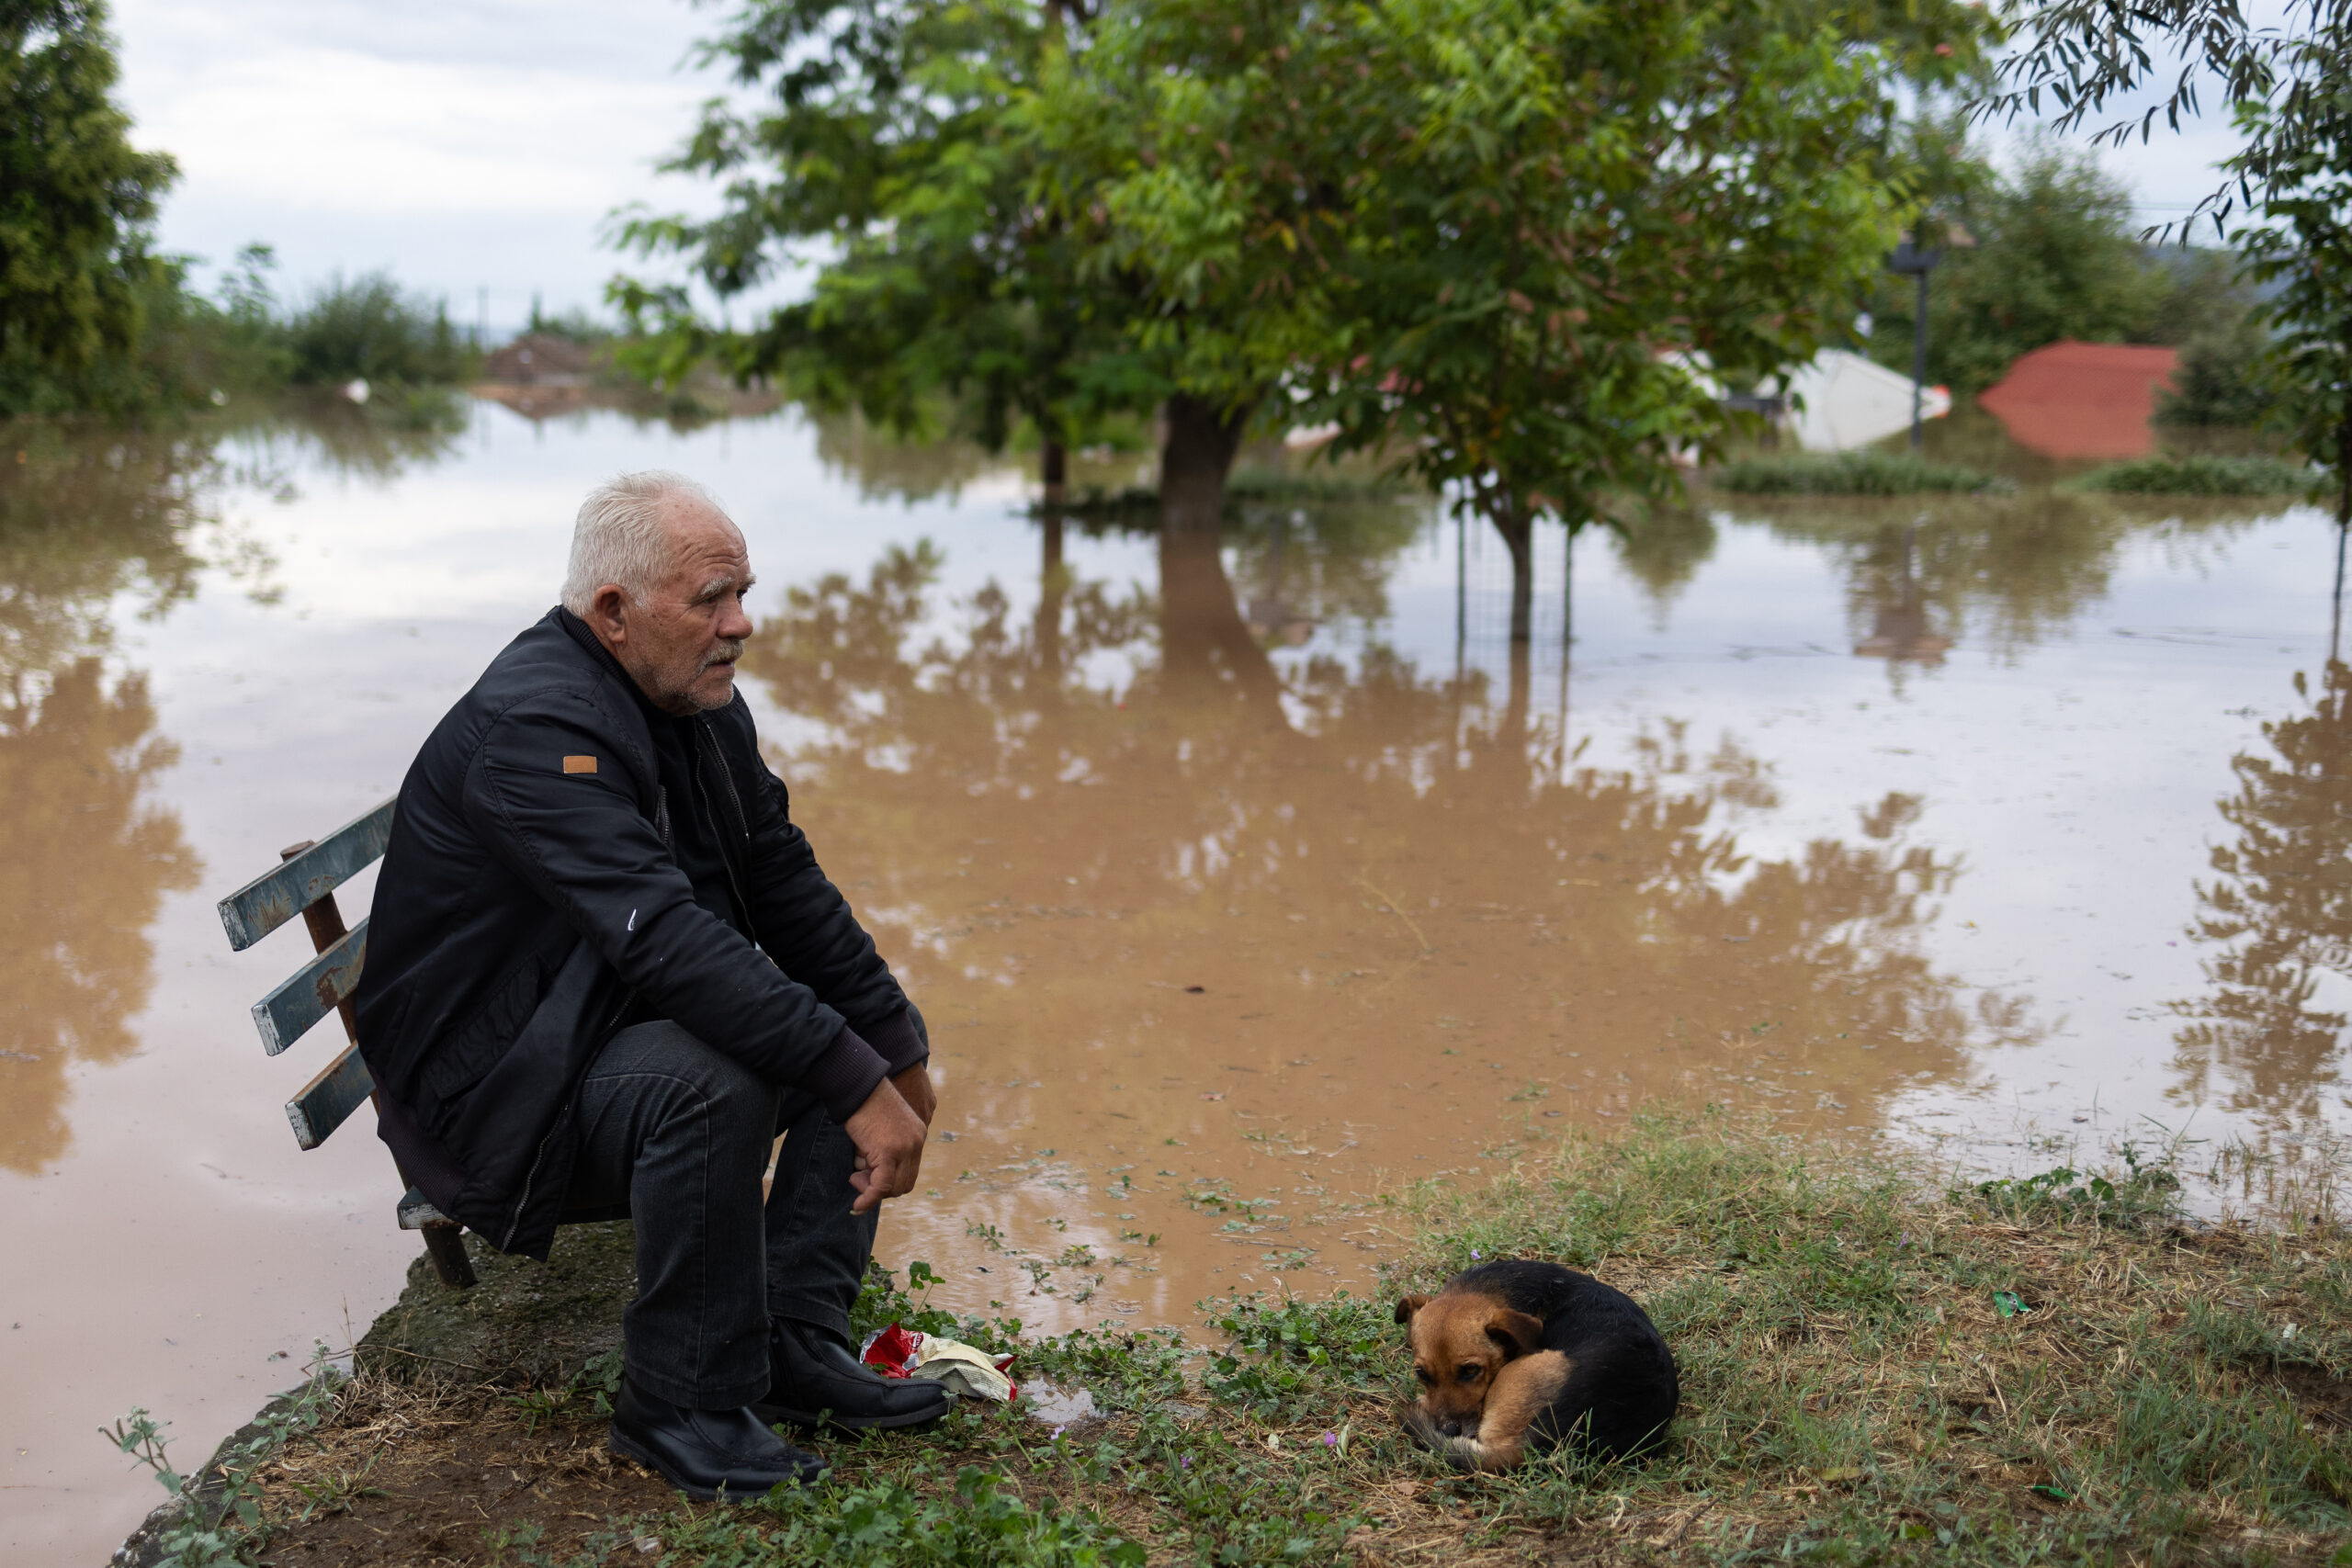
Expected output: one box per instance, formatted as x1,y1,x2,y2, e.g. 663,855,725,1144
1503,635,1532,750
1035,510,1066,684
1159,511,1286,722
1160,393,1250,539
1041,436,1068,510
2335,379,2350,666
1493,502,1534,646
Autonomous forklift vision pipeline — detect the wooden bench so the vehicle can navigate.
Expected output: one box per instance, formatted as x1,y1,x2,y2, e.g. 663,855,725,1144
217,799,477,1290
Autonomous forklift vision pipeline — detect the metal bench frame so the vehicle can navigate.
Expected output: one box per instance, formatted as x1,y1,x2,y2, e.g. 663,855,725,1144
217,799,477,1289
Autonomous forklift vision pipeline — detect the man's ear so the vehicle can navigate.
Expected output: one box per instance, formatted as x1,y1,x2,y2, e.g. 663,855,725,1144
590,583,631,641
1394,1294,1431,1325
1485,1308,1545,1359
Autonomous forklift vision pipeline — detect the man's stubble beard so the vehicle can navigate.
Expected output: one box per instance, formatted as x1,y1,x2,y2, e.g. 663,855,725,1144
683,640,745,712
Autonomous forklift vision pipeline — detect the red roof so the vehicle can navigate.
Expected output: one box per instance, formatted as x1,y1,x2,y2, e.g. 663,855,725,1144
1976,341,2178,460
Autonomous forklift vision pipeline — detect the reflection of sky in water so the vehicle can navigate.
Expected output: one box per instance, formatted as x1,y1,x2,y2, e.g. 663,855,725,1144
8,398,2349,1563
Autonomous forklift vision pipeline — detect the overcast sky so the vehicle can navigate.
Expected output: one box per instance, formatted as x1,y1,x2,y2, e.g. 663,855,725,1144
111,0,2251,334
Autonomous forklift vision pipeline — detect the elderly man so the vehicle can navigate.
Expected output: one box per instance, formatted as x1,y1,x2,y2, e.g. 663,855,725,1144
353,470,950,1499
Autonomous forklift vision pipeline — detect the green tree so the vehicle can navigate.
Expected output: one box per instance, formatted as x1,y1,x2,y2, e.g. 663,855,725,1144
1024,1,1351,539
0,0,177,414
1989,0,2352,237
2229,39,2352,531
613,0,1130,499
1281,0,1986,660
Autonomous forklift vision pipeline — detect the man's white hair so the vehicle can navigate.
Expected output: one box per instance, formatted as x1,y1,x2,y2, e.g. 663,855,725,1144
560,470,729,614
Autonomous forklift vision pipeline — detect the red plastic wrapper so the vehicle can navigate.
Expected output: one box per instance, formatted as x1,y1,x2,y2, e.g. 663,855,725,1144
860,1323,922,1378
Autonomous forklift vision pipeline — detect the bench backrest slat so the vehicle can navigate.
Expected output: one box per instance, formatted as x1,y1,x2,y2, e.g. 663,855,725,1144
217,798,396,953
287,1042,374,1151
251,919,368,1056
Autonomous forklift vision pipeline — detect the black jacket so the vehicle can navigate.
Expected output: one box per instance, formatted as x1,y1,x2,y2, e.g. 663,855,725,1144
354,608,923,1258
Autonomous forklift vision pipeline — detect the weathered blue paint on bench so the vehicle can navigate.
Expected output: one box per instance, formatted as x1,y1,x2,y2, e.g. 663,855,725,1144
286,1042,374,1151
251,919,368,1056
217,798,396,952
397,1186,450,1230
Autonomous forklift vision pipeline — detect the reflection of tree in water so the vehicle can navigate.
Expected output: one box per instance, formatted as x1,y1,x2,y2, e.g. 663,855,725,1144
0,662,200,1170
220,393,467,486
1611,504,1719,629
806,409,1012,507
0,424,212,692
1743,491,2267,673
2173,661,2352,1128
1227,491,1429,644
0,428,206,1171
746,530,2023,1125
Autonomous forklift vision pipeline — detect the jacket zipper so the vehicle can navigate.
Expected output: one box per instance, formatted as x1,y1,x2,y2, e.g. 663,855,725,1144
694,721,756,931
502,1122,560,1251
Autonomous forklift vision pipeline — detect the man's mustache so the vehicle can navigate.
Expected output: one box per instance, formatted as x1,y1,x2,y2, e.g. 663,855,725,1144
700,639,745,672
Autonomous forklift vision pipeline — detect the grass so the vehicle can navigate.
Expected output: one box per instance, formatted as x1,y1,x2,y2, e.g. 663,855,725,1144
1708,451,2011,497
130,1111,2352,1566
2072,454,2319,496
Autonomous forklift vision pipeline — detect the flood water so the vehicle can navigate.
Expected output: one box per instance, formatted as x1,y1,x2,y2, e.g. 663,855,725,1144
4,400,2348,1562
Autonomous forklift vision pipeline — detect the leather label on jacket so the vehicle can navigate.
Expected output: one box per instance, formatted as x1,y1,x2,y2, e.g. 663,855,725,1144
562,755,598,773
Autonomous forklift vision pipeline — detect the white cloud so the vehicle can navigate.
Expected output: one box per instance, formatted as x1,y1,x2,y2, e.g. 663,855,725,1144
141,46,700,219
111,0,748,316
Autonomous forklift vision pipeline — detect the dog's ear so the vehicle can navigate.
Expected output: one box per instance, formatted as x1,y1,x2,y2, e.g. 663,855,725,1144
1485,1308,1545,1359
1394,1294,1431,1325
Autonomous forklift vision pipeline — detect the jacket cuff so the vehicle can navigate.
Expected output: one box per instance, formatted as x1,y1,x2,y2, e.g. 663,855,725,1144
803,1022,892,1124
862,1008,930,1075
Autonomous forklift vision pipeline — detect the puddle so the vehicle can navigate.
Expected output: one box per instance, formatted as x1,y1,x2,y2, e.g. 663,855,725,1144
4,399,2347,1563
1022,1382,1102,1428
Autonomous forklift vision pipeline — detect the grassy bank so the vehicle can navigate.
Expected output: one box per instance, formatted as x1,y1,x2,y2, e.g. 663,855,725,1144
120,1113,2352,1566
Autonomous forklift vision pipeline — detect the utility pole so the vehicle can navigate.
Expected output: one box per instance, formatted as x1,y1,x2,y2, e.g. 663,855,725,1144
1886,236,1941,452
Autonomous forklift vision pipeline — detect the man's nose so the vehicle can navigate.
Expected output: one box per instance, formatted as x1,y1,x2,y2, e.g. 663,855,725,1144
717,595,754,640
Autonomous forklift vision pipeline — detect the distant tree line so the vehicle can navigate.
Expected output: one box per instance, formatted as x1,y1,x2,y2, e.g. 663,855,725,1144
0,1,476,421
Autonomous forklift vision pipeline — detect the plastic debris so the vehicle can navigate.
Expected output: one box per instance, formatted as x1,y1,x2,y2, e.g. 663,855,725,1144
860,1321,1020,1402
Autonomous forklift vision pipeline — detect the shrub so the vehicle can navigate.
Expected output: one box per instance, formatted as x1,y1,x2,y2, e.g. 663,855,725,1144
284,273,472,388
2159,315,2281,427
1709,449,2007,496
2075,453,2316,494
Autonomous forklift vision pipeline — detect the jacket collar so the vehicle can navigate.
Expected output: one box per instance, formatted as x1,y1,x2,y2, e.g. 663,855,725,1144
553,606,681,728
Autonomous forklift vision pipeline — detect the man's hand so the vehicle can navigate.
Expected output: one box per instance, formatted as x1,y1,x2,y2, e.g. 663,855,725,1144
891,1063,937,1126
842,1076,927,1214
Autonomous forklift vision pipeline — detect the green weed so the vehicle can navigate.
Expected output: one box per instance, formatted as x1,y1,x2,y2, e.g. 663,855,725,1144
1710,450,2010,496
2074,452,2317,494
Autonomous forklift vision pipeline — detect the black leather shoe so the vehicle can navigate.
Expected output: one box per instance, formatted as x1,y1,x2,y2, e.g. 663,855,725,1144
609,1376,827,1501
754,1318,956,1432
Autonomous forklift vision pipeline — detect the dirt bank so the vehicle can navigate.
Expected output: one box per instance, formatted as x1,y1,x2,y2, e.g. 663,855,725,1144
113,1117,2352,1566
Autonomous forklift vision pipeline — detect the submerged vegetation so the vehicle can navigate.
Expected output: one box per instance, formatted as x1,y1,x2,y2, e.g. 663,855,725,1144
2074,455,2318,496
113,1113,2352,1566
1708,450,2009,497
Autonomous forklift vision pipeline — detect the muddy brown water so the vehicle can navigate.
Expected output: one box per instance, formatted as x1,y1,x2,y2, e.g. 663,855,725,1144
3,402,2347,1563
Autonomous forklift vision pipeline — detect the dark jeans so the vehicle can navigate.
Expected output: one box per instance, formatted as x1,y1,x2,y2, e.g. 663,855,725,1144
565,1021,876,1408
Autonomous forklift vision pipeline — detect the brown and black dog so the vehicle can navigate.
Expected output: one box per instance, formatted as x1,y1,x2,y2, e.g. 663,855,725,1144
1396,1259,1678,1471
